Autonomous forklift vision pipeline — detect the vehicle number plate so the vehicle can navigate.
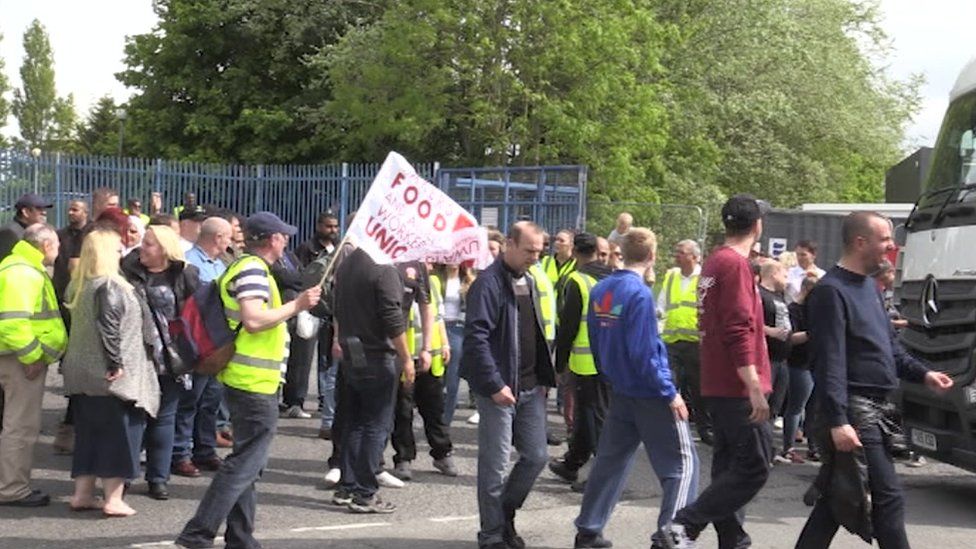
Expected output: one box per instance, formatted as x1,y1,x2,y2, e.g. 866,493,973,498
911,428,937,452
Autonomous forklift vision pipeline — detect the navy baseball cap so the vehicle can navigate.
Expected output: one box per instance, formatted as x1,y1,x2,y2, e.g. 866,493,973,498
15,193,53,209
245,211,298,239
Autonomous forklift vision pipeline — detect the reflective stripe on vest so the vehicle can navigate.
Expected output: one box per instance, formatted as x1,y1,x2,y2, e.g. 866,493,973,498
217,255,286,395
661,269,699,344
405,274,447,377
567,272,598,375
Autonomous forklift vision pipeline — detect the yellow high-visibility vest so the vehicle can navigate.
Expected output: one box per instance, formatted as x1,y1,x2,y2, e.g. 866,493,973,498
566,271,598,376
217,255,287,395
661,268,700,344
407,274,447,377
527,264,556,345
540,255,576,291
0,241,67,365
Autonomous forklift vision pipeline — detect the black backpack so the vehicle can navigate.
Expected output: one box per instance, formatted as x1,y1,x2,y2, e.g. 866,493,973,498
301,248,336,319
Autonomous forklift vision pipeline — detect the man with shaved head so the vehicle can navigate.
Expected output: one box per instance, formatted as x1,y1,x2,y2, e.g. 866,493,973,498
172,215,234,481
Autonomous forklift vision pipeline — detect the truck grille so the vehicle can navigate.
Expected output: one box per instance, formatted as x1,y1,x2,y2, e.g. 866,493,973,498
897,279,976,376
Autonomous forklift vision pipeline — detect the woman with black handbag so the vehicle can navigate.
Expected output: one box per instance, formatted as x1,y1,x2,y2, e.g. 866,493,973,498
122,224,199,500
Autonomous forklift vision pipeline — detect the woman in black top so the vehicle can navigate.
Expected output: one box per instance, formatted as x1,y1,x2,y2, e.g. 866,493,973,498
777,274,819,464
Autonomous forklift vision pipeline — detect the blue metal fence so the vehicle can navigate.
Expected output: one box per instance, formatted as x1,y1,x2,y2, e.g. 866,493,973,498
0,148,586,247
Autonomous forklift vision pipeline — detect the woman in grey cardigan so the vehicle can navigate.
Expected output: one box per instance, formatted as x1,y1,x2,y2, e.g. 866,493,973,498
61,228,159,517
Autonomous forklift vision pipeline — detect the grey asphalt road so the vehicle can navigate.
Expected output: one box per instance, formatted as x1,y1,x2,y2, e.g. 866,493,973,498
2,369,976,548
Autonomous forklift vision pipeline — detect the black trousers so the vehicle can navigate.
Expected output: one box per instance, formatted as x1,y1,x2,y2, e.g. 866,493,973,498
562,373,610,471
675,397,773,549
795,423,909,549
283,323,332,408
668,341,710,434
392,370,453,463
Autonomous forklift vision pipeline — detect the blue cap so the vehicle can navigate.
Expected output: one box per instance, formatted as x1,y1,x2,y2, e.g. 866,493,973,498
15,193,53,209
244,211,298,239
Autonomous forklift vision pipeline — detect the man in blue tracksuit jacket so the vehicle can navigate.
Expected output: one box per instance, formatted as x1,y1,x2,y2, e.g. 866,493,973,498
573,228,700,549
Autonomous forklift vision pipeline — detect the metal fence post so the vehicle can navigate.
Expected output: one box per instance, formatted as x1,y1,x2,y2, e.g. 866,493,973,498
339,162,349,231
255,164,265,211
54,152,63,227
577,165,588,230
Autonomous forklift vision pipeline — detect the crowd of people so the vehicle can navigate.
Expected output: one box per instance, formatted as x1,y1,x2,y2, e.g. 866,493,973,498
0,189,957,549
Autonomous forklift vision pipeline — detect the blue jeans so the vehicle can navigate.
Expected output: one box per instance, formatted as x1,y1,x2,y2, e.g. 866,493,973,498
145,375,184,483
576,394,699,543
475,387,548,547
442,321,465,425
338,354,398,499
782,367,814,451
173,373,223,463
318,358,338,430
176,387,279,549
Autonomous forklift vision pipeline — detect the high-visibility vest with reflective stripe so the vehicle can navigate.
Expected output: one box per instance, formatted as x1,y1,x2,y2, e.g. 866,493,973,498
217,255,286,395
567,271,598,376
0,241,67,364
540,255,576,290
661,268,700,344
407,274,447,377
527,264,556,345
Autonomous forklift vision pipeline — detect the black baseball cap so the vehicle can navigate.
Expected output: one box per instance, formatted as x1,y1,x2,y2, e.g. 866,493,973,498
573,232,597,255
178,205,207,222
15,193,54,209
721,194,771,231
245,211,298,239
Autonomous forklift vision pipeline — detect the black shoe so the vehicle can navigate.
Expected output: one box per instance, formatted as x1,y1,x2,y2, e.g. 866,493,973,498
571,479,587,493
504,516,525,549
547,432,564,446
548,459,579,483
148,482,169,500
698,428,714,446
575,531,613,548
0,490,50,507
347,494,396,514
480,543,509,549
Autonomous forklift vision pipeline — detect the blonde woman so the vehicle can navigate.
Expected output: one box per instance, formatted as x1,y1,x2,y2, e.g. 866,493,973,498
121,225,200,500
61,229,159,517
436,263,477,425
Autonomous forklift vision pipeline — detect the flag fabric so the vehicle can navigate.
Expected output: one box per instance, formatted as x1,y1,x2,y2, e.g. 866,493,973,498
345,152,492,268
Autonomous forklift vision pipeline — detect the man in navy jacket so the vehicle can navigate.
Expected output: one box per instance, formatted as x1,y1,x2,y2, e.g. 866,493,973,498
461,221,555,549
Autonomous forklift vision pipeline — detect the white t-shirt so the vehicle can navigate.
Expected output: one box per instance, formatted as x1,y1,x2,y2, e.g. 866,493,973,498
443,277,463,322
786,265,826,303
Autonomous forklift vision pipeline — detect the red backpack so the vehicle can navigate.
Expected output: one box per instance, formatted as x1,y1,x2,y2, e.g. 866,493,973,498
169,266,242,376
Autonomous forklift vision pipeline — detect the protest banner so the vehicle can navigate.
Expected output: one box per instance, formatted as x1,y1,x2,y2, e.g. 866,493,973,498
345,152,492,268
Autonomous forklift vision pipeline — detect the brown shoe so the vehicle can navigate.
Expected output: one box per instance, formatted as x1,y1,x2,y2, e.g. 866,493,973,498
216,431,233,448
192,456,223,472
318,427,332,440
171,460,201,478
53,423,74,455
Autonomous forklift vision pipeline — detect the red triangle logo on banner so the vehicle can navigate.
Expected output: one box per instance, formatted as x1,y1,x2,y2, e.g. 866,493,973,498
453,215,475,232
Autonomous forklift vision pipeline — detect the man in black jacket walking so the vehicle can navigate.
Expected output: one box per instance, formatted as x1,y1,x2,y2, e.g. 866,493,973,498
795,212,953,549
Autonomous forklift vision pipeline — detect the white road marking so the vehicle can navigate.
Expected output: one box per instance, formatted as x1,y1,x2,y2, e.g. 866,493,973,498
428,514,479,523
131,537,223,548
290,521,392,533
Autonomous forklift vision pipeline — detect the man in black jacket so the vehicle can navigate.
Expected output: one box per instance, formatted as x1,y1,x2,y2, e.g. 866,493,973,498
0,194,52,259
332,246,415,514
795,212,953,549
462,221,555,549
548,233,612,488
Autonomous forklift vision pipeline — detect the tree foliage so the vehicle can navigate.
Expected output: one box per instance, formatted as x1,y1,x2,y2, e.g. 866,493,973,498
118,0,388,164
77,96,122,156
11,19,77,151
0,32,10,148
110,0,919,211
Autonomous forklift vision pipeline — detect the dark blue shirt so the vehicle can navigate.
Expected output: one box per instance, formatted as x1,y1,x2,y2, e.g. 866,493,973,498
808,265,929,427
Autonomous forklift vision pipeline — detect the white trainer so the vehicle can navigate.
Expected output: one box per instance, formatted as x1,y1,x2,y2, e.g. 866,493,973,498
467,412,480,425
376,470,405,489
323,468,341,488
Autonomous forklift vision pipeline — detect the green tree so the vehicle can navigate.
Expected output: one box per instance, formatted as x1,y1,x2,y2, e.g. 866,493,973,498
11,19,77,151
316,0,673,202
0,31,10,148
76,96,121,156
118,0,388,163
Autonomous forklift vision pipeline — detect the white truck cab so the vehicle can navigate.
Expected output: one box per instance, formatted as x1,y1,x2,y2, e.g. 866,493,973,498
896,56,976,471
